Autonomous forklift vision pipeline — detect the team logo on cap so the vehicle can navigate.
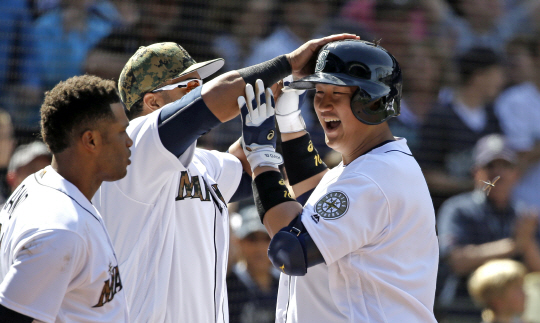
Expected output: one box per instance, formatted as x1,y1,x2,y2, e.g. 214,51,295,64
315,191,348,220
315,50,329,73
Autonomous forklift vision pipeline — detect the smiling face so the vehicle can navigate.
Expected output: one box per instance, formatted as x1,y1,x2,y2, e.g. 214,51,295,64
314,83,376,155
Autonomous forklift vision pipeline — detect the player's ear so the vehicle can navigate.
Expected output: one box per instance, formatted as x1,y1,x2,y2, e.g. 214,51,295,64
142,93,160,113
80,129,101,153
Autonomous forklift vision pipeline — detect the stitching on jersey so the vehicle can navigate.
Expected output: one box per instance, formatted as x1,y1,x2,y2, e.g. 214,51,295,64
109,181,155,206
34,174,100,223
383,150,413,157
213,206,218,323
285,276,291,322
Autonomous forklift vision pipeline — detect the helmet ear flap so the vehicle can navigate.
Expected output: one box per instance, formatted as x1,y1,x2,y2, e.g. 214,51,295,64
350,88,399,125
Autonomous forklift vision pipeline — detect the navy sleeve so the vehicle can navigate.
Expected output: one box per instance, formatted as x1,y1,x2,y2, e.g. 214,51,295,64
0,305,33,323
296,188,314,206
230,171,253,203
158,86,221,157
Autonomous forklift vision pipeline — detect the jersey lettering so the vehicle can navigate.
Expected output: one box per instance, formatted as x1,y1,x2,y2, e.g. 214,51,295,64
93,264,123,308
175,171,211,202
3,185,29,219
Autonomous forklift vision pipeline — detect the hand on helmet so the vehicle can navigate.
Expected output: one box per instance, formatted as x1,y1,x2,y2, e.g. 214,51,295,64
275,75,307,133
238,79,283,171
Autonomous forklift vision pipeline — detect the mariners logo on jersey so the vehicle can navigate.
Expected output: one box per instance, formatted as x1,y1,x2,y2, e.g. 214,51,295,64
315,191,349,220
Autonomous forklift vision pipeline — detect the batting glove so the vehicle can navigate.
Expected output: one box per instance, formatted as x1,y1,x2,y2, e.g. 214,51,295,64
275,75,307,133
238,79,283,172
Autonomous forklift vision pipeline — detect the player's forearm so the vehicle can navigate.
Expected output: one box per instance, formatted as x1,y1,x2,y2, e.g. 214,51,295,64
448,239,516,275
281,133,328,197
253,166,303,237
202,56,293,122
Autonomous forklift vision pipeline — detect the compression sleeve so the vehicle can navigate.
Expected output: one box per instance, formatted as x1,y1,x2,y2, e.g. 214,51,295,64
0,305,33,323
230,172,253,203
158,86,221,157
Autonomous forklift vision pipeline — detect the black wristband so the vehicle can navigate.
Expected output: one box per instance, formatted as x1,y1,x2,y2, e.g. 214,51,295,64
252,171,295,223
281,133,328,186
238,55,292,88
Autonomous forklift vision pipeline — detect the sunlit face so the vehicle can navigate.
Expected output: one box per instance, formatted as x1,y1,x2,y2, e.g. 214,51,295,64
314,83,368,154
151,71,202,107
99,102,132,181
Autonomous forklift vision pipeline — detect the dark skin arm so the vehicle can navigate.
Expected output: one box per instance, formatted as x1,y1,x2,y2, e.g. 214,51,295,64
201,34,360,123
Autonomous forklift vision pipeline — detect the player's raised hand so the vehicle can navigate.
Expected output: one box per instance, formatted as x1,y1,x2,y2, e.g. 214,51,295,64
286,34,360,79
275,75,307,133
238,79,283,171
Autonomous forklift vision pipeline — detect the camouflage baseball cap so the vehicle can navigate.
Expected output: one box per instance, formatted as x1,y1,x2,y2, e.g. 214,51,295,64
118,42,224,110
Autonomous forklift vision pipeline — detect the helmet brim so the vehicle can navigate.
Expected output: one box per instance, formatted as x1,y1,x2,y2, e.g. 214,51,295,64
290,72,390,100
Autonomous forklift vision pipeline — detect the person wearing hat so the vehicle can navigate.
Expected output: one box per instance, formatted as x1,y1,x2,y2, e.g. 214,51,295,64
92,34,359,323
436,133,540,321
227,205,278,323
5,141,51,194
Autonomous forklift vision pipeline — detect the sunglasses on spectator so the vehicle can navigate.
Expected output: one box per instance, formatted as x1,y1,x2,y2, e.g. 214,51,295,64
151,78,203,93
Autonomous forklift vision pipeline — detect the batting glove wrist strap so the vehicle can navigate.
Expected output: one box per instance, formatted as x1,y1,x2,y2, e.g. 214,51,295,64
245,148,283,172
276,110,306,133
252,170,295,223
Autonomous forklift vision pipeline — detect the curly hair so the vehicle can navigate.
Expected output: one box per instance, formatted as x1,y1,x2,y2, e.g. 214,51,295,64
40,75,120,154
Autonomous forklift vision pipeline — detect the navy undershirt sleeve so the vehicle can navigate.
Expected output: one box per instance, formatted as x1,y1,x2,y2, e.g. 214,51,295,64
158,86,221,157
0,305,34,323
296,188,314,206
230,172,253,202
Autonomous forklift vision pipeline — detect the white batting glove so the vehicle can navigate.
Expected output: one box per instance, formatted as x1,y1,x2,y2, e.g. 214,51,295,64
238,79,283,171
275,75,307,133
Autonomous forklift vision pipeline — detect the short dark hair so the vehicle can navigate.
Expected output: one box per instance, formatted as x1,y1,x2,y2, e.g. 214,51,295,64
457,47,503,85
41,75,120,154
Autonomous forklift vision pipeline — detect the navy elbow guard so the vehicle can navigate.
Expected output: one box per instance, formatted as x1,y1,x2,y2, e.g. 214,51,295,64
268,217,324,276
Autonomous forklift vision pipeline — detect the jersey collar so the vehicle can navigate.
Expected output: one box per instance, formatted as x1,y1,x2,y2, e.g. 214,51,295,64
35,166,98,217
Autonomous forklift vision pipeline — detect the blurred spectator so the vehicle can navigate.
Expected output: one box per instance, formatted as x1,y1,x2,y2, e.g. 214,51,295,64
211,0,277,73
417,47,504,211
468,259,528,323
436,134,540,321
421,0,540,55
6,141,52,193
0,0,37,137
13,0,121,129
228,205,279,323
388,41,445,153
0,109,15,203
494,34,540,209
245,0,330,66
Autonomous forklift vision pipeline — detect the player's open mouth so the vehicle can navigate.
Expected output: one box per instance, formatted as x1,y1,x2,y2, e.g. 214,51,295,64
324,118,341,131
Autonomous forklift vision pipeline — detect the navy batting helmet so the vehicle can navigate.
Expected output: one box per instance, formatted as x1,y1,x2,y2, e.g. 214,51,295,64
290,39,402,125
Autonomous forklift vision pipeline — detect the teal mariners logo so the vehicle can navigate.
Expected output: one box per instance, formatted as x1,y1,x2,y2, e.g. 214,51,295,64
315,50,329,73
315,191,349,220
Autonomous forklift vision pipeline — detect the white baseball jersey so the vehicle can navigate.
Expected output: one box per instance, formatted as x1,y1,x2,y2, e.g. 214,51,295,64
0,166,128,323
93,109,243,323
276,138,438,323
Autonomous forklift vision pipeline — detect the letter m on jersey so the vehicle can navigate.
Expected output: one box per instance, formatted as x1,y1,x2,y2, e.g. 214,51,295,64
175,171,211,201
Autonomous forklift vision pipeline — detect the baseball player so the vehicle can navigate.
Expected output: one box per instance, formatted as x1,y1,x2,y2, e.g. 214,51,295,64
0,75,132,323
238,40,439,322
92,35,359,323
